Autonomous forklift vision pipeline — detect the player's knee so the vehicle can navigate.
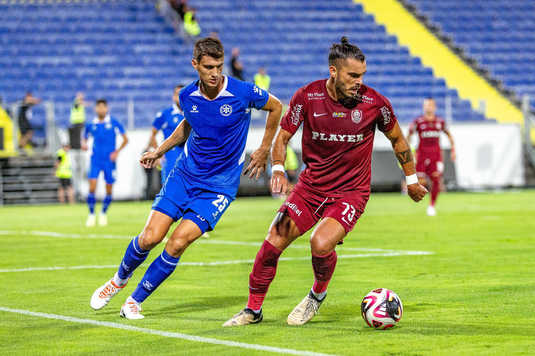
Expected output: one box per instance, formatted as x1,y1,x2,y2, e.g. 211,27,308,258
165,234,193,257
138,226,163,250
310,236,334,257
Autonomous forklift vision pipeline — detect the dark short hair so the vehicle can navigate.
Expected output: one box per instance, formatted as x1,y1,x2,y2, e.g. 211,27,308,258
174,84,185,91
328,36,366,66
95,99,107,106
193,37,224,62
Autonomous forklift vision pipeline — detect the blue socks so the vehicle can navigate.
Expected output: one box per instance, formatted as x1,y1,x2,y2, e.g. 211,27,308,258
131,250,180,304
117,236,150,280
87,193,96,214
102,195,112,213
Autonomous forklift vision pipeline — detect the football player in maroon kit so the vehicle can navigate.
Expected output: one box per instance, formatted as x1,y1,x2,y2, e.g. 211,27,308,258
223,37,428,327
407,98,456,216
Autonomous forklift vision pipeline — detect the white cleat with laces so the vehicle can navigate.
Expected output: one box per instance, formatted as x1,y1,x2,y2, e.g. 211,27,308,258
120,296,144,320
287,291,325,326
90,277,127,310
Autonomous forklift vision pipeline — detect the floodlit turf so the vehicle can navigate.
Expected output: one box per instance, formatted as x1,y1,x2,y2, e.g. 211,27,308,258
1,190,534,355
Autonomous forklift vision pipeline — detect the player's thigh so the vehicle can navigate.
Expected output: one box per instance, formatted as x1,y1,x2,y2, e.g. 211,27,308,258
309,217,347,256
165,218,203,257
103,161,117,184
266,212,302,251
138,210,174,250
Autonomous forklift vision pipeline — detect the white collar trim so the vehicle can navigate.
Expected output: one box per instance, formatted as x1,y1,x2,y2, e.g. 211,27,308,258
190,76,233,99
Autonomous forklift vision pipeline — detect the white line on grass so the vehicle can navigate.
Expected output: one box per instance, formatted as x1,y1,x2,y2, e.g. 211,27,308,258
0,230,426,253
0,306,335,356
0,251,432,273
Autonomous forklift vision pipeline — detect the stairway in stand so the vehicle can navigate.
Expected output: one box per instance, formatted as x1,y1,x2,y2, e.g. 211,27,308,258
0,153,59,205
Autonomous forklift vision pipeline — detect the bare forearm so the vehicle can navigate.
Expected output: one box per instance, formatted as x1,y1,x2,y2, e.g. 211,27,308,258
259,109,281,151
392,136,416,176
155,121,189,157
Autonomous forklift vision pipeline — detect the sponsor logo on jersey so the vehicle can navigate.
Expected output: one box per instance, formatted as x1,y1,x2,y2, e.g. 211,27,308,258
284,201,302,216
307,92,325,100
105,123,112,130
311,131,364,143
421,131,441,138
190,105,199,113
290,104,303,126
313,112,327,118
220,104,233,116
360,95,374,104
351,109,363,124
380,106,391,126
332,112,346,118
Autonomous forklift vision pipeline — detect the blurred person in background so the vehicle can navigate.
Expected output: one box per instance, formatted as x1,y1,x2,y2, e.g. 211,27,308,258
230,47,245,81
169,0,187,20
183,7,201,38
55,143,74,204
254,67,271,91
82,99,129,227
69,92,88,200
146,85,185,186
407,98,455,216
18,92,41,152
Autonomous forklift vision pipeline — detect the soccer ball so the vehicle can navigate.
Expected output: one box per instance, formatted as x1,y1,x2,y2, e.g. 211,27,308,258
361,288,403,330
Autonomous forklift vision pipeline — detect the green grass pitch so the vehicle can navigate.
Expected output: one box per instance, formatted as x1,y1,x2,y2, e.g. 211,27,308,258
1,190,534,355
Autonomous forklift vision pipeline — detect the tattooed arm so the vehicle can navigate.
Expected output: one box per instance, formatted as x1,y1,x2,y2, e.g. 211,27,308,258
384,122,428,202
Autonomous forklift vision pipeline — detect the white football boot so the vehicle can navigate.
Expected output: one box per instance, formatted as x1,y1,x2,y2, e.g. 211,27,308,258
427,205,437,216
90,277,127,310
287,291,324,326
120,296,144,320
86,213,96,227
98,213,108,226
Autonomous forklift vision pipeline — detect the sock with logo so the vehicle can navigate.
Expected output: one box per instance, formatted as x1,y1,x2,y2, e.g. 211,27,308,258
102,195,113,213
116,236,150,283
246,240,282,312
87,193,96,214
131,250,180,304
311,251,337,301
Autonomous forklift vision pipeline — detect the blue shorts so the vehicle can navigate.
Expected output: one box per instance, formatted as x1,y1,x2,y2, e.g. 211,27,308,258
161,150,180,185
152,170,234,234
88,159,116,184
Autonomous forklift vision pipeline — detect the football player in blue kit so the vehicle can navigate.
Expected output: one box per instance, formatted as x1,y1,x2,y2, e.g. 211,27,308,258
90,37,283,319
83,99,129,227
147,84,185,184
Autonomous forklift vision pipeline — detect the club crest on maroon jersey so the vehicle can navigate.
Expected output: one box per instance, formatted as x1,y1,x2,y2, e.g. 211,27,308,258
351,109,362,124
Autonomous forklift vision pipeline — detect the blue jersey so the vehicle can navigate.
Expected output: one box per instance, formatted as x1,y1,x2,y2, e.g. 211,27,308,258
177,76,268,197
152,104,185,164
84,115,125,161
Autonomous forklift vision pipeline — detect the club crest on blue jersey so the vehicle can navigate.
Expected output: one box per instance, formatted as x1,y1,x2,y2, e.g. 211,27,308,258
220,104,232,116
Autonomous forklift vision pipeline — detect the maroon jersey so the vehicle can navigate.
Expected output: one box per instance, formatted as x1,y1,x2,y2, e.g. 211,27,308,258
408,116,447,160
280,79,397,195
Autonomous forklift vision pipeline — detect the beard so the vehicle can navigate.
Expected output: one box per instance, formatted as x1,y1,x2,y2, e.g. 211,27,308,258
335,82,360,109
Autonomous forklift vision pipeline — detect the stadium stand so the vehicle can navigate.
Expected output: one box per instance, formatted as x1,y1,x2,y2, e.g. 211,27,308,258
406,0,535,109
0,0,488,130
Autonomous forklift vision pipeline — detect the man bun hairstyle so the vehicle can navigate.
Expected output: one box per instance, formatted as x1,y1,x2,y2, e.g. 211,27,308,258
329,36,366,66
193,37,224,62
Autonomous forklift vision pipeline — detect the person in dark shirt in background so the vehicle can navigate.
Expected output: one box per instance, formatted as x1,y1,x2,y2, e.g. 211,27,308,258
18,92,42,151
230,47,245,81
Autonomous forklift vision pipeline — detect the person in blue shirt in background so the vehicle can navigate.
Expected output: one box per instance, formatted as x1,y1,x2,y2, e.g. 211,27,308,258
90,37,282,320
82,99,129,227
147,84,185,185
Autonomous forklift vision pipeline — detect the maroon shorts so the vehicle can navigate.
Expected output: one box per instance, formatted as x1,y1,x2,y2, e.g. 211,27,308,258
416,151,443,178
278,183,369,235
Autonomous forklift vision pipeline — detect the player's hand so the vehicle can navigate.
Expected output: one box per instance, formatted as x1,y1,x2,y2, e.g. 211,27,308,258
109,150,119,162
244,147,269,180
407,183,428,202
81,143,88,151
271,171,289,194
140,151,162,169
